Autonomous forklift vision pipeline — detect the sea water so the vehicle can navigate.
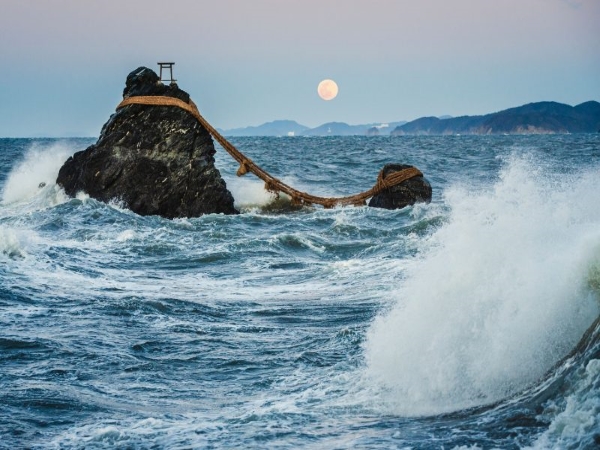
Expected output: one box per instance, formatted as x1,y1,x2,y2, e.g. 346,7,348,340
1,135,599,449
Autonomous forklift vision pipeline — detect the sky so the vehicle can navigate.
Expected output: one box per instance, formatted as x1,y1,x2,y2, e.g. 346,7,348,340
0,0,599,137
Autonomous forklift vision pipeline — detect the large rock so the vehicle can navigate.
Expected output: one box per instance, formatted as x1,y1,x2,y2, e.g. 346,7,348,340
368,164,432,209
56,67,238,218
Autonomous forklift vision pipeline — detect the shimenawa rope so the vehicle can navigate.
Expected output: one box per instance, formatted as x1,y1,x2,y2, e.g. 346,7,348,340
116,95,423,208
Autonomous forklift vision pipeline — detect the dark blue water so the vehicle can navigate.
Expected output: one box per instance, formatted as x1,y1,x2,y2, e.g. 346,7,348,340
1,135,599,449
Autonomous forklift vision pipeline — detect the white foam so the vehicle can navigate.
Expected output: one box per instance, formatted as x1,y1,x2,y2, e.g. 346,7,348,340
226,176,277,209
364,155,600,416
225,173,350,211
1,142,74,206
50,415,224,448
525,358,600,450
116,230,136,242
0,227,27,259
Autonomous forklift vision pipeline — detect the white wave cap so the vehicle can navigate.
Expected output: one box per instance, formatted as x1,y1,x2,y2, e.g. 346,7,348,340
1,142,74,207
364,155,600,416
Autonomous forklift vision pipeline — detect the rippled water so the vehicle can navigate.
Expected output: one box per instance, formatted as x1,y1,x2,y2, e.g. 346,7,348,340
1,135,599,449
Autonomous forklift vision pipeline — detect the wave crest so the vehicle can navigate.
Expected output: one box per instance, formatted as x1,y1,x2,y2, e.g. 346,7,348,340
364,155,600,416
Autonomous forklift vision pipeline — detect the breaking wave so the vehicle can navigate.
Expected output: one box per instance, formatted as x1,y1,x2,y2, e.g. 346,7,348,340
365,154,600,416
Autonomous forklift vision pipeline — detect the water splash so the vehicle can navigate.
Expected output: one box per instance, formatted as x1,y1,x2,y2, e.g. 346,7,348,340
0,227,27,259
226,176,277,210
364,155,600,416
1,142,74,207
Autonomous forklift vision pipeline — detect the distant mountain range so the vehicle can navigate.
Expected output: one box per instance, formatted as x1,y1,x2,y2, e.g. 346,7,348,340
221,120,407,137
221,101,600,136
223,120,310,137
391,101,600,135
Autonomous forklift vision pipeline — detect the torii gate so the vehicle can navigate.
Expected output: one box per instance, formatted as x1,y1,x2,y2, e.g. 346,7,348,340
157,62,176,83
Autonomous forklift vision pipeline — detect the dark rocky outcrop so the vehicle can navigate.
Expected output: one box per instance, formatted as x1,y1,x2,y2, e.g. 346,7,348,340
368,164,432,210
56,67,238,218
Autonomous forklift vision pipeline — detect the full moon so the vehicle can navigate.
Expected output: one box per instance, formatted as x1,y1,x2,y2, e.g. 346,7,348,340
317,79,339,101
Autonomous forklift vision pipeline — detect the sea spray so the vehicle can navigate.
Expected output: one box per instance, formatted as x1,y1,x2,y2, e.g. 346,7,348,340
226,176,278,210
1,142,73,207
225,174,329,211
0,227,27,259
364,155,600,416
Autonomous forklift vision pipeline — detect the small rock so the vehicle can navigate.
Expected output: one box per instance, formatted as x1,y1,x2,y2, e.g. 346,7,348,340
368,163,432,210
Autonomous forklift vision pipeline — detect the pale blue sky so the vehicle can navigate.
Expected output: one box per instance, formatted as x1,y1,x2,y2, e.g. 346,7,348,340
0,0,598,137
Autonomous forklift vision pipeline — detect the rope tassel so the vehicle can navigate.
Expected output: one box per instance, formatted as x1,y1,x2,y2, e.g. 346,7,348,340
237,162,249,176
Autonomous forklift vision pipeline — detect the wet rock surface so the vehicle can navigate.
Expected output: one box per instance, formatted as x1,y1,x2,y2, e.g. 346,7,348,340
368,164,432,210
56,67,238,218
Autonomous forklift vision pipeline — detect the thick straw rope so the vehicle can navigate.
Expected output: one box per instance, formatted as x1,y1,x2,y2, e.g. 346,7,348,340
117,95,423,208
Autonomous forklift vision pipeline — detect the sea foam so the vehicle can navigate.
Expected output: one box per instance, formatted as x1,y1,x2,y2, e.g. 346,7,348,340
364,154,600,415
0,227,26,259
1,142,73,207
226,176,277,209
525,358,600,450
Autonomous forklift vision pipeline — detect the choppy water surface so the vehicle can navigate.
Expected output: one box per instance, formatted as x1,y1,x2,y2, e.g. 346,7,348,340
1,135,599,449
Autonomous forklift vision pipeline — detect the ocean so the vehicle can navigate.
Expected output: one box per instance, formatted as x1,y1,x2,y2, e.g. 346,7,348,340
1,135,599,449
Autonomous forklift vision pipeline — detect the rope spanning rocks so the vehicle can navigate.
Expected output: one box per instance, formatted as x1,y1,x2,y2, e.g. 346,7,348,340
57,66,431,218
117,95,431,209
